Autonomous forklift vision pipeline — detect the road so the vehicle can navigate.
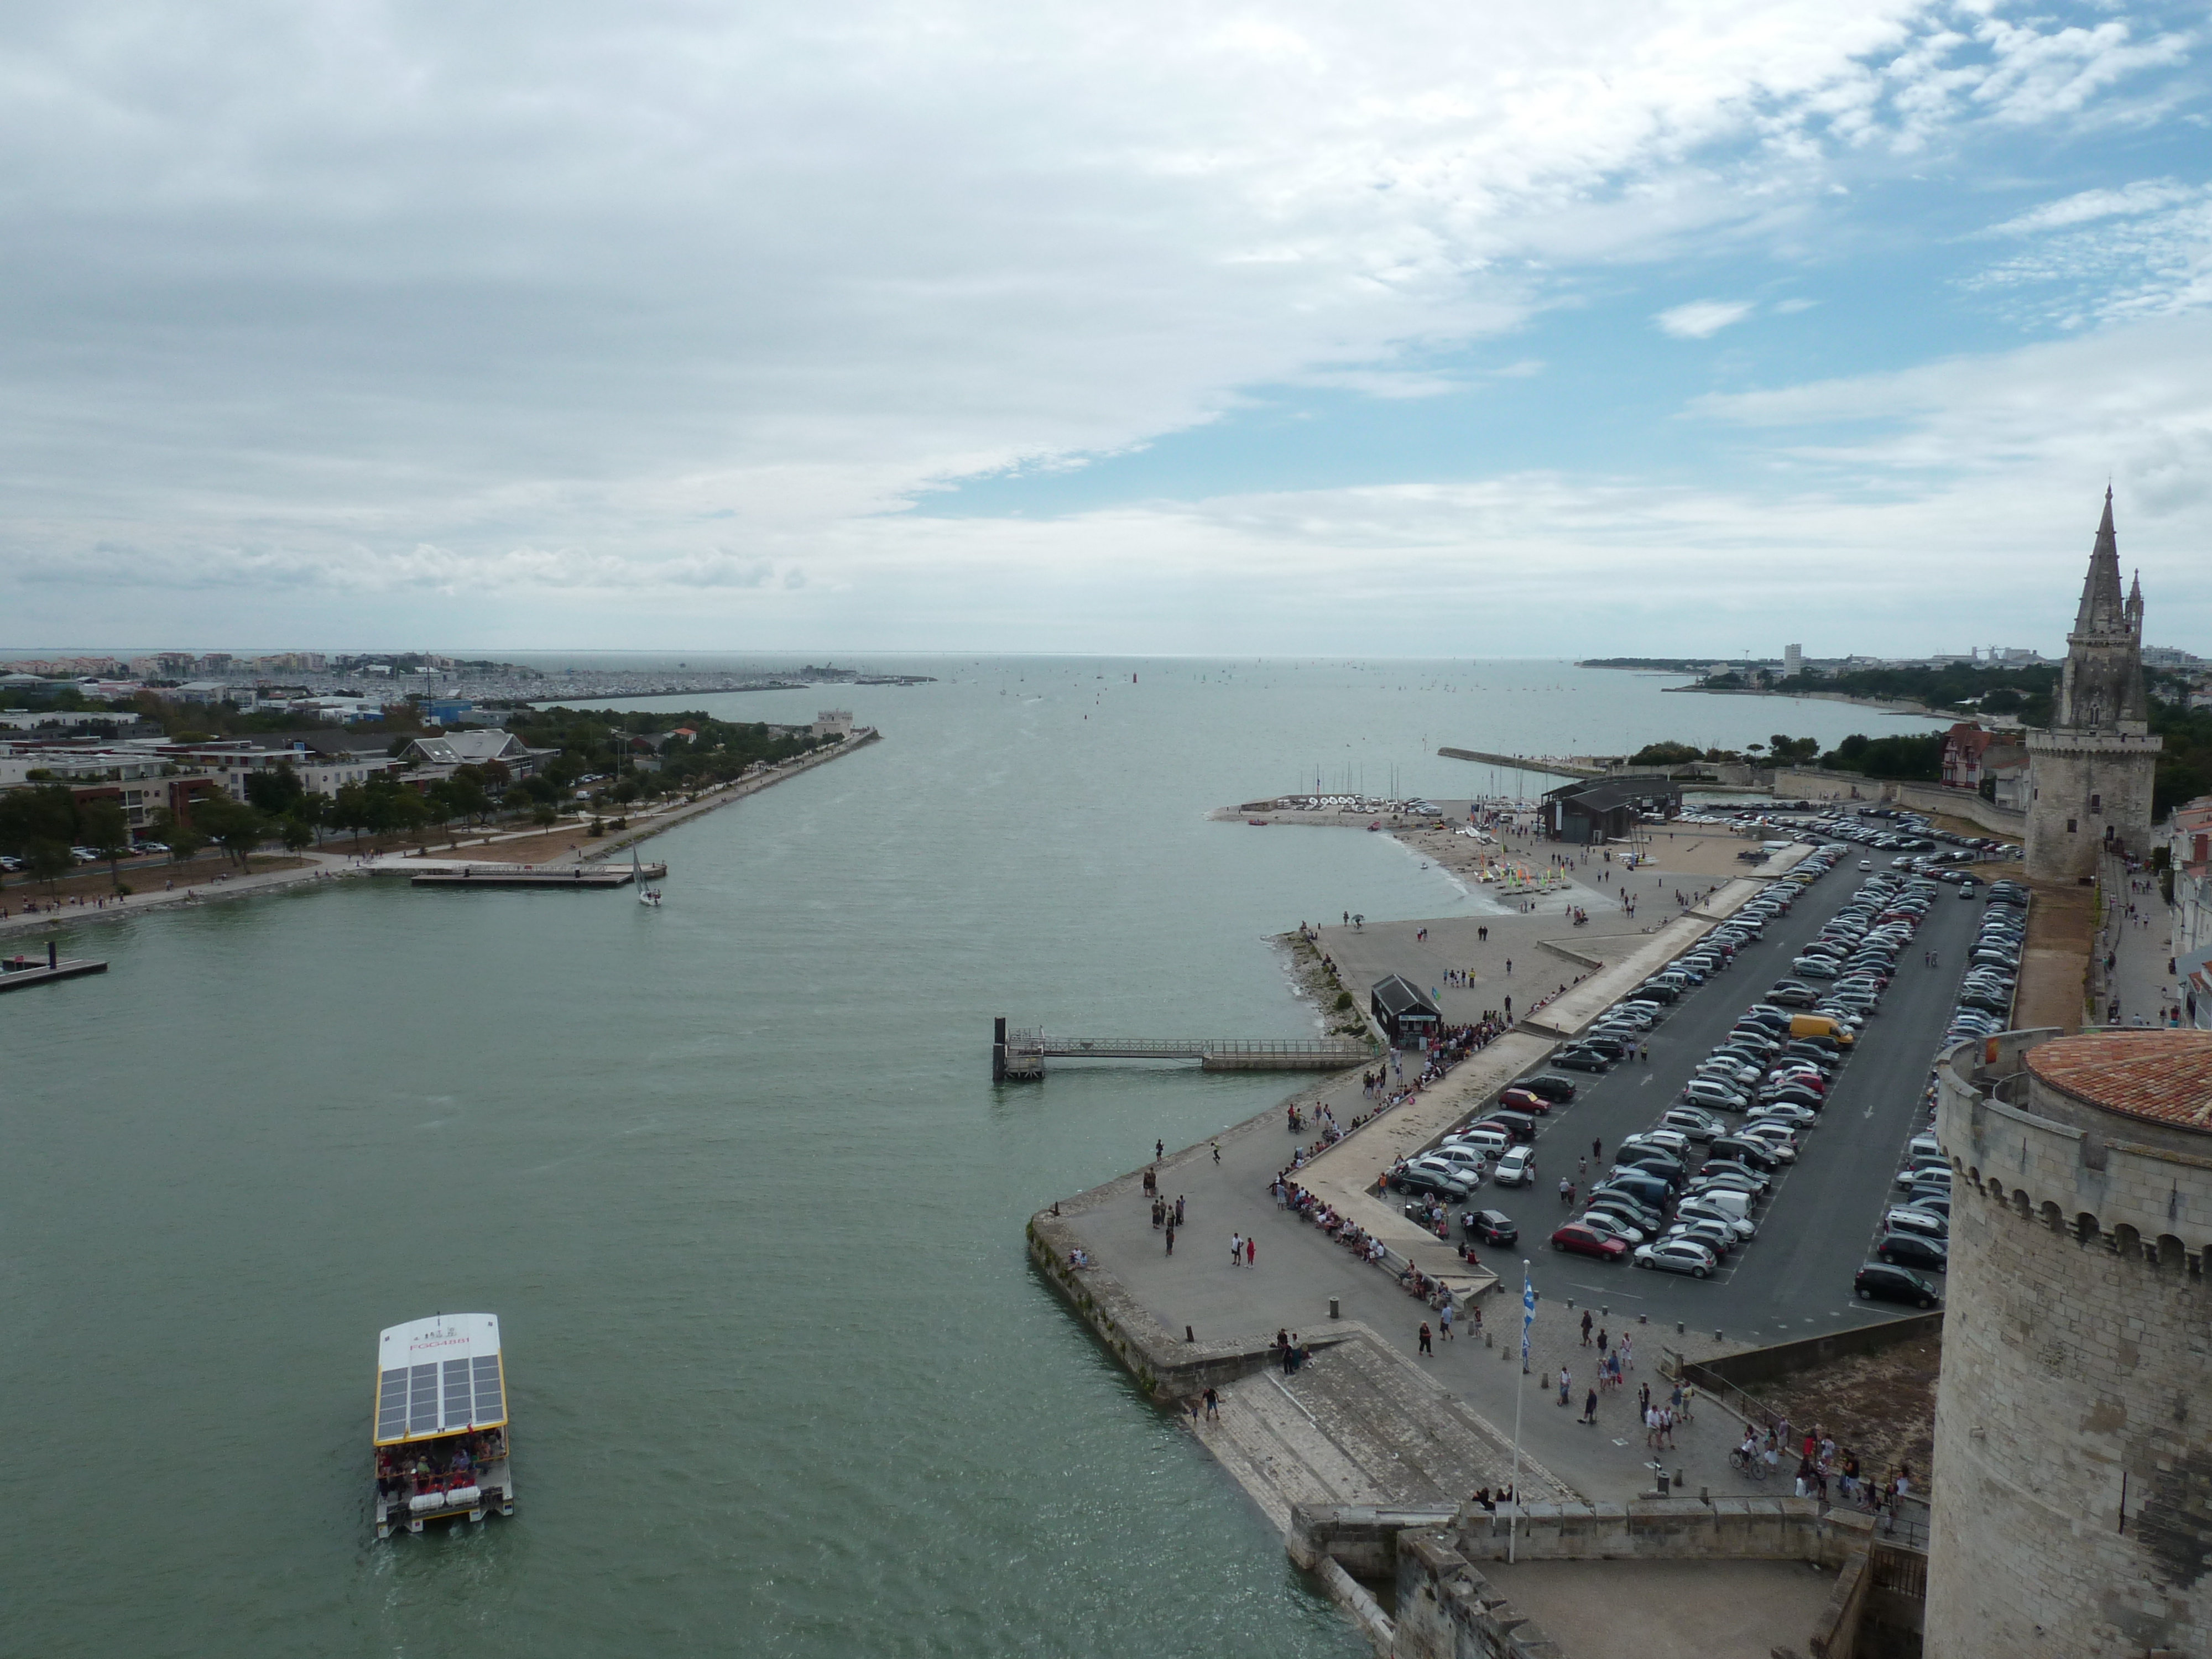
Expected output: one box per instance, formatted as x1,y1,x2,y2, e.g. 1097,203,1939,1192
1481,855,1980,1345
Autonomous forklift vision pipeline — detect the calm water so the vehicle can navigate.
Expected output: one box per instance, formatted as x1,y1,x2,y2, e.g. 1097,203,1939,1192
0,661,1938,1656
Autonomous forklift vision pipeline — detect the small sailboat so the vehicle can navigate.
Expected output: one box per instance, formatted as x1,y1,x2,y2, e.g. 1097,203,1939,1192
633,847,662,907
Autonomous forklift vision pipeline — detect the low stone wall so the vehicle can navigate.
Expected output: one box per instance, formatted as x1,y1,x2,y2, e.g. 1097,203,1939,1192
1768,769,2027,839
1452,1496,1870,1569
1675,1311,1943,1394
1025,1209,1350,1400
1387,1503,1880,1659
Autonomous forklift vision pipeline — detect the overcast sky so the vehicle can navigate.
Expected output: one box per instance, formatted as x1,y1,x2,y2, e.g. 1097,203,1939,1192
3,0,2208,658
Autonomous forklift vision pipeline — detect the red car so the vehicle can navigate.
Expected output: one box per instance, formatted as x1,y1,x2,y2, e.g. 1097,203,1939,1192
1549,1224,1629,1261
1499,1087,1552,1115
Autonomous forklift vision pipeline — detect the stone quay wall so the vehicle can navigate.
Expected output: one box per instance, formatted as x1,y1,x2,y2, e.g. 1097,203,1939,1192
1928,1031,2212,1658
1025,1209,1350,1401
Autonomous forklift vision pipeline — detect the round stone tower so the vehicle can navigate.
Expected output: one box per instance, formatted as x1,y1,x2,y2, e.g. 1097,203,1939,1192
1930,1027,2212,1656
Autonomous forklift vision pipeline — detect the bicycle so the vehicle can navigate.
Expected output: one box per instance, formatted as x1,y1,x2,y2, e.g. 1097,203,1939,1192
1729,1447,1770,1480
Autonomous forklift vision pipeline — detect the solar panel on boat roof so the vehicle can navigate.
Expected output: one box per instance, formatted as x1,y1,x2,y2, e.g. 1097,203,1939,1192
376,1369,409,1439
472,1355,504,1425
407,1364,440,1434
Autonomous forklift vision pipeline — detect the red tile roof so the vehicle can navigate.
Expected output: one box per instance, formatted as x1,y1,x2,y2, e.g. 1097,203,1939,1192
2028,1031,2212,1133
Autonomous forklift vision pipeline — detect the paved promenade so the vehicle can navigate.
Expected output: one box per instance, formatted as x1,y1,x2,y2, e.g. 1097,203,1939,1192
1053,865,1810,1520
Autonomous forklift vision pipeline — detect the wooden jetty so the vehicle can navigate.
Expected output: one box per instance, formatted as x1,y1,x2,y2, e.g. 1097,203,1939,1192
408,862,666,889
993,1018,1371,1080
0,943,108,992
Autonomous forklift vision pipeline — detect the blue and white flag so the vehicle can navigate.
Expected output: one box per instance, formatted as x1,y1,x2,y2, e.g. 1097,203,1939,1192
1521,1269,1535,1364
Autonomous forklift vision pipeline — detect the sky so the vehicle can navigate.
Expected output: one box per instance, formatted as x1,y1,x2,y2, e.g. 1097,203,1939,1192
2,0,2210,659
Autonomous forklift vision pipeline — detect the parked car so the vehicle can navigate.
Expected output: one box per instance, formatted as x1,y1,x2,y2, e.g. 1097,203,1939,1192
1391,1164,1472,1201
1553,1047,1613,1072
1854,1261,1941,1308
1498,1087,1552,1116
1634,1238,1718,1277
1876,1232,1949,1271
1517,1074,1577,1103
1884,1206,1948,1240
1492,1146,1536,1187
1576,1211,1646,1246
1462,1209,1519,1246
1550,1223,1629,1262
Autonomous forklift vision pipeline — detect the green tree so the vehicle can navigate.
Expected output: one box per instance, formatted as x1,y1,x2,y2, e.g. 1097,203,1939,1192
242,761,306,817
278,814,317,853
149,806,210,865
26,838,74,894
192,796,269,869
0,782,79,857
79,799,133,885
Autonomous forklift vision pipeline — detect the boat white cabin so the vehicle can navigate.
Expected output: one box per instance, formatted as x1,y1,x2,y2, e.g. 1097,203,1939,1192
372,1313,517,1537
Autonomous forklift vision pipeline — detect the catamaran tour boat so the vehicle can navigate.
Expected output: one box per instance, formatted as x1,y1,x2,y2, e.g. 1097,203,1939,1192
372,1313,517,1537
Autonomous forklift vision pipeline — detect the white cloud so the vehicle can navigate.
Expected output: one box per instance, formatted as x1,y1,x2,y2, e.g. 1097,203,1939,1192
0,0,2199,648
1986,178,2202,235
1656,300,1757,338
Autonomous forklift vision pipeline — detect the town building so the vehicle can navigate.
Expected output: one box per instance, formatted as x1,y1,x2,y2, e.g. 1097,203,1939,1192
1541,775,1681,844
2024,491,2162,883
1930,1026,2212,1657
2172,797,2212,1030
1782,644,1802,679
398,729,555,779
812,709,855,740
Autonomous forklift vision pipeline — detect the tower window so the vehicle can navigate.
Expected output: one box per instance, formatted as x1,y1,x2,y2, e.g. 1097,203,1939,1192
2067,819,2077,833
2089,794,2101,811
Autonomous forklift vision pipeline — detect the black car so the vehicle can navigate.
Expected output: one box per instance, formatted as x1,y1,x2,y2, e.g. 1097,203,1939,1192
1618,1151,1687,1186
1583,1192,1665,1233
1517,1074,1577,1103
1391,1166,1473,1201
1579,1031,1632,1058
1553,1047,1613,1072
1876,1232,1948,1271
1854,1260,1941,1308
1462,1208,1519,1246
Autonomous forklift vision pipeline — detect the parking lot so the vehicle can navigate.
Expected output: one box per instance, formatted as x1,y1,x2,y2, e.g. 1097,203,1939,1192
1448,844,1987,1344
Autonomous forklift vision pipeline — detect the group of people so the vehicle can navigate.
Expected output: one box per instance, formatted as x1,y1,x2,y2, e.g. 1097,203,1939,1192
1276,1180,1389,1268
374,1430,504,1504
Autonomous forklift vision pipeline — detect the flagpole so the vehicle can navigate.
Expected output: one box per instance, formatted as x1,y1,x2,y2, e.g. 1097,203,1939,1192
1511,1257,1532,1564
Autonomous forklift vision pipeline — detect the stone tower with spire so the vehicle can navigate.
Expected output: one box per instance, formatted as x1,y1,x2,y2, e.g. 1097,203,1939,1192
2025,489,2161,883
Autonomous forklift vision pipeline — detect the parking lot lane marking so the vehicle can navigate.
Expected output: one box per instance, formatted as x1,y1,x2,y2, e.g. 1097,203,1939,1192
1611,1438,1630,1446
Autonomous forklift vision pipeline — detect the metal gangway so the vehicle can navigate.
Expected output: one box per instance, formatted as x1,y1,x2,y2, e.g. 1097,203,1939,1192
992,1020,1373,1081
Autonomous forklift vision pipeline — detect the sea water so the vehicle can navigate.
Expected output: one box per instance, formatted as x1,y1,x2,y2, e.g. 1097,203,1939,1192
0,660,1939,1656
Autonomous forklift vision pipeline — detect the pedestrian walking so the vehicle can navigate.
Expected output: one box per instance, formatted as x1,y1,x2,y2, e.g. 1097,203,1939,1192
1580,1310,1593,1346
1557,1367,1572,1406
1592,1137,1603,1164
1638,1381,1650,1418
1418,1322,1433,1356
1582,1387,1598,1424
1204,1386,1219,1420
1212,1141,1221,1165
1156,1139,1164,1161
1230,1232,1242,1266
1439,1301,1453,1340
1175,1195,1185,1225
1245,1237,1256,1268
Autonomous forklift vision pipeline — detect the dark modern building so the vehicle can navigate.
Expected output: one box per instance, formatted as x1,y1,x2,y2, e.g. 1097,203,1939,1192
1542,774,1681,844
1370,974,1442,1045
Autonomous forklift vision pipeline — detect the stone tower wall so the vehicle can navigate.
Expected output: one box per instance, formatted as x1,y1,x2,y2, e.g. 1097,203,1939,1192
1929,1032,2212,1658
2024,729,2160,883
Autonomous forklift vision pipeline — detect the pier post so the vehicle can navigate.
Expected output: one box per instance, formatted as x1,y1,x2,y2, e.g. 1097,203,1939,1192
993,1017,1006,1084
48,941,58,969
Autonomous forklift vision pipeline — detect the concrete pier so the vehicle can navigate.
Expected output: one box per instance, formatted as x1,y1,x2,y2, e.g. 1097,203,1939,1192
0,945,107,990
408,862,666,888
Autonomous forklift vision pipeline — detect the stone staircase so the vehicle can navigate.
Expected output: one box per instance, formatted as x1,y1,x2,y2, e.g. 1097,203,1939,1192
1196,1324,1573,1535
